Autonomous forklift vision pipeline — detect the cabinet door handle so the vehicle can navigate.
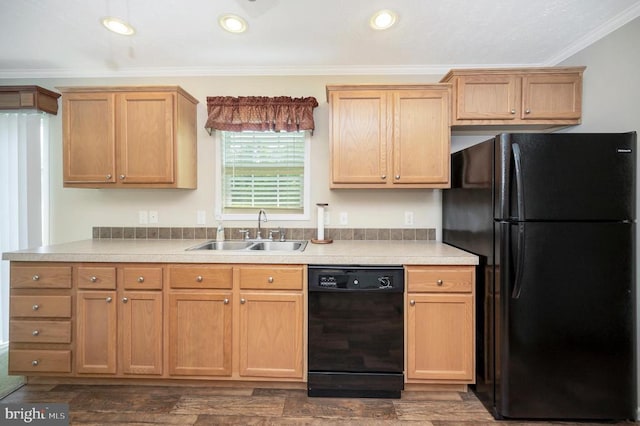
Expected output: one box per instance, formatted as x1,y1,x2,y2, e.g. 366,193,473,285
437,279,443,286
32,360,39,367
196,275,203,282
137,276,145,283
510,109,516,114
90,276,98,283
106,297,112,303
267,276,274,283
32,274,40,281
525,109,531,114
395,175,400,180
106,174,112,180
223,298,229,305
122,297,128,303
381,175,387,180
240,298,246,304
410,300,415,306
119,174,126,180
32,330,40,336
32,304,39,311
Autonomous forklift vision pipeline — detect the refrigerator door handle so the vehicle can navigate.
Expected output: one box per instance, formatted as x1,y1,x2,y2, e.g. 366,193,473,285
512,143,525,221
512,223,526,299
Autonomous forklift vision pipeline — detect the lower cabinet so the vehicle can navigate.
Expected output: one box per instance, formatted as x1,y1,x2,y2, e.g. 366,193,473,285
76,264,164,376
167,264,304,381
406,265,475,383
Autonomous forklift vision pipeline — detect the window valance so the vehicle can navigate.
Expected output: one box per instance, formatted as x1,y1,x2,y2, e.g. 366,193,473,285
205,96,318,133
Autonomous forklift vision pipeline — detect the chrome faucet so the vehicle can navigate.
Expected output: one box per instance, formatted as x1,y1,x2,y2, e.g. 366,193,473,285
256,209,268,239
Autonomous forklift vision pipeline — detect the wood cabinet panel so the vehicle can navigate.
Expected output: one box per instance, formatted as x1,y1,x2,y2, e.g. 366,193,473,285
328,84,450,189
10,264,72,289
238,292,303,379
11,296,71,318
60,86,197,189
455,75,518,120
77,266,117,289
522,73,582,120
407,293,474,381
10,320,71,343
122,265,163,290
169,265,233,289
120,291,163,375
238,265,304,290
76,291,117,374
406,266,474,293
9,349,71,373
168,292,232,376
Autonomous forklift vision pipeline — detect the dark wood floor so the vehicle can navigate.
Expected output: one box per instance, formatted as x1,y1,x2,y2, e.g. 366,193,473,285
1,383,638,425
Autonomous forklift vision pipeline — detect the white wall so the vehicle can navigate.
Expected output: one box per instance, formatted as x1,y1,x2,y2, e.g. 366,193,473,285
559,16,640,419
0,74,447,245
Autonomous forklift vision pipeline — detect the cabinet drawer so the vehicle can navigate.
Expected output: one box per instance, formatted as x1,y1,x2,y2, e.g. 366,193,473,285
11,264,72,289
406,266,474,293
9,349,72,373
11,296,72,318
10,320,72,343
169,265,233,289
77,266,116,289
239,265,303,290
123,265,163,290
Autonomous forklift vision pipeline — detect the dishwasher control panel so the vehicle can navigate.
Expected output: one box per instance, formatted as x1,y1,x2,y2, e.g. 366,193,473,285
309,266,404,292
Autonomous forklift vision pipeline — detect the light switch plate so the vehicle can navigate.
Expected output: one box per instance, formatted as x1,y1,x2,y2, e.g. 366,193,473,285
138,210,148,224
149,211,158,224
339,212,348,225
197,210,206,225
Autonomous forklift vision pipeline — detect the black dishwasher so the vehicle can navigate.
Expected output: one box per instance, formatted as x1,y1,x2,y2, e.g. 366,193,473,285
307,265,404,398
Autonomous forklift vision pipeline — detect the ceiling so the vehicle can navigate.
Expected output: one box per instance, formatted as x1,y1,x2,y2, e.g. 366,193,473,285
2,0,640,78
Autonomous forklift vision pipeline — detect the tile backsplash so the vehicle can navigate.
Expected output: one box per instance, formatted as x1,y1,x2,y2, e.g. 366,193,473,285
92,226,436,241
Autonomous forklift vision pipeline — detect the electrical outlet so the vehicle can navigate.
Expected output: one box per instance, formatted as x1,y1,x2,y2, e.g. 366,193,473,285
339,212,348,225
404,211,414,226
138,210,148,225
197,210,206,225
149,211,158,224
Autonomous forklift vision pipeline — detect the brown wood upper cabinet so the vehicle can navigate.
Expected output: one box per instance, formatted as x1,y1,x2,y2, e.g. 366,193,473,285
327,84,451,189
440,67,585,128
59,86,198,189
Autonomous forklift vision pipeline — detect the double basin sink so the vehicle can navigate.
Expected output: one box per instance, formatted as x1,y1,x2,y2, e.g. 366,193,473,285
187,240,308,252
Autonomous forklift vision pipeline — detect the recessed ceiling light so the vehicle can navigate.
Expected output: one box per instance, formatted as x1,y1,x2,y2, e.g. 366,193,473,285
370,9,397,30
219,14,248,33
102,17,135,35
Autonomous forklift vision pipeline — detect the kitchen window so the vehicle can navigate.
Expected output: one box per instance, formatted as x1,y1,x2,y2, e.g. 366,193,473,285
216,130,310,220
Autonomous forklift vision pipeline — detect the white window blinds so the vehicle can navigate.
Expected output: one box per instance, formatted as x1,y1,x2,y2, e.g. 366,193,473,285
221,131,305,213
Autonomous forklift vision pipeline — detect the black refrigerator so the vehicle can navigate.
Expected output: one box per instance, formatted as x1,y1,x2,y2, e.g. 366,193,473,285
443,132,637,420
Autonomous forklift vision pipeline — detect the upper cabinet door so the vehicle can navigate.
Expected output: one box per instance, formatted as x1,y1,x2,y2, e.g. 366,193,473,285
521,73,582,120
63,92,116,184
330,90,390,185
455,75,518,120
392,90,450,185
117,92,175,184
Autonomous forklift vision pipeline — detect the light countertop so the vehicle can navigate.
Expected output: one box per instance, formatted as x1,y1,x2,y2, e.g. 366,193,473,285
2,239,478,265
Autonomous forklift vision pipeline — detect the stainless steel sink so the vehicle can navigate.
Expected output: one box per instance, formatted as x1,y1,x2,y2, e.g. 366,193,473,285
186,240,307,252
248,241,308,251
186,241,253,251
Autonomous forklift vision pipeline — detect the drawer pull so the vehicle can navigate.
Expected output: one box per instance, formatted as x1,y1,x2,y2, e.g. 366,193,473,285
137,276,145,283
122,297,128,303
196,275,203,282
267,276,274,283
32,330,40,336
90,276,98,283
410,300,416,306
223,298,229,305
240,298,246,304
32,274,40,281
106,297,112,303
32,304,40,311
32,360,39,367
437,279,443,286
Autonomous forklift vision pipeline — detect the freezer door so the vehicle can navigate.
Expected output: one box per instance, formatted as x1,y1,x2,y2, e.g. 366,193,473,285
496,132,636,221
497,221,636,420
